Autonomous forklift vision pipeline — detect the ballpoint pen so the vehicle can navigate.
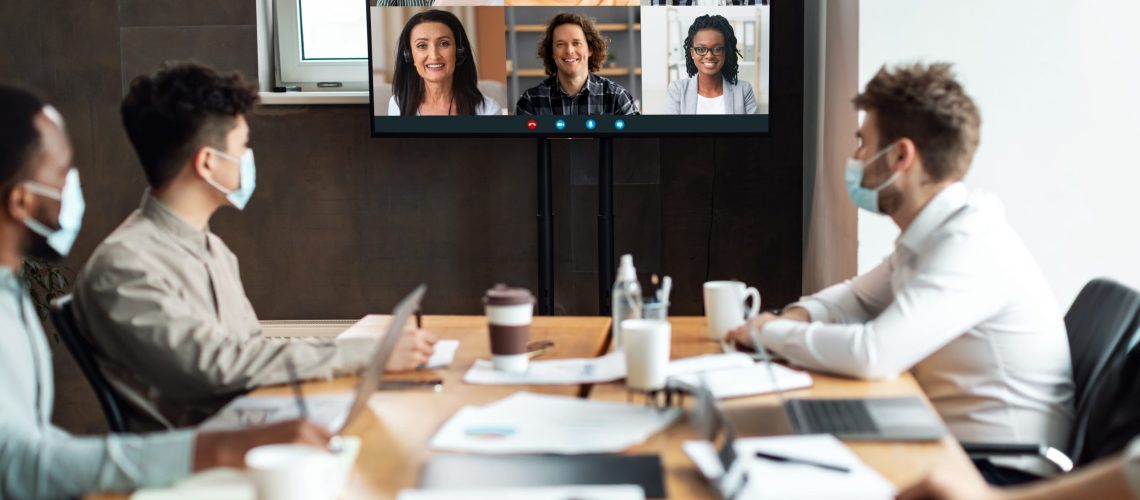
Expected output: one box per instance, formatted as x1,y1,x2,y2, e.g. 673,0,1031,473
284,355,307,419
753,451,850,473
415,309,423,329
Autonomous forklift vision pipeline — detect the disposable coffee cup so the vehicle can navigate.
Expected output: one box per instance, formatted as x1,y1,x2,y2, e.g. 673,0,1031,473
621,319,672,391
703,280,761,341
483,284,535,373
245,444,337,500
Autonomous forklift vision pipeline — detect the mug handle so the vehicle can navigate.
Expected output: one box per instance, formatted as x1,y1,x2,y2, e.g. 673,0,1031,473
744,287,762,320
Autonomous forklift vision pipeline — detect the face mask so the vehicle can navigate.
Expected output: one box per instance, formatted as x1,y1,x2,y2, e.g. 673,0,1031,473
844,142,900,214
204,148,256,210
23,168,85,260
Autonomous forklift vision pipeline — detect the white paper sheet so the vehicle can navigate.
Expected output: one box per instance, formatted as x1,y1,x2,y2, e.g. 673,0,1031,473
425,339,459,369
683,434,896,500
397,485,646,500
131,437,361,500
198,393,354,432
430,392,680,454
462,351,627,385
667,353,756,377
670,361,813,399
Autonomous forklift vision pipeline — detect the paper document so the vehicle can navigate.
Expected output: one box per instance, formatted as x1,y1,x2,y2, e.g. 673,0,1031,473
670,361,813,399
683,434,896,500
397,485,645,500
463,351,627,385
425,339,459,369
667,353,755,377
198,393,354,432
431,392,680,454
131,436,361,500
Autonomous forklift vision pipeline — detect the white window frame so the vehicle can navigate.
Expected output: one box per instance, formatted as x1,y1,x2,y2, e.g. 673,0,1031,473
256,0,370,103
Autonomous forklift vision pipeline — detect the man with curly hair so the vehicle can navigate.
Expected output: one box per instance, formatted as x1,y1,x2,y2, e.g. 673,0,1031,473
72,61,437,430
515,12,640,116
729,63,1075,485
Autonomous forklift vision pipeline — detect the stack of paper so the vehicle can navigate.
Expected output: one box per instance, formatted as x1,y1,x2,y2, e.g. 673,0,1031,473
684,434,896,499
430,392,680,454
199,393,354,432
668,353,813,399
463,351,627,385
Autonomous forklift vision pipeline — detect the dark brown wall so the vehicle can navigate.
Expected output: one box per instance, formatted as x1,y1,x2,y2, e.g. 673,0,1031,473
1,0,802,430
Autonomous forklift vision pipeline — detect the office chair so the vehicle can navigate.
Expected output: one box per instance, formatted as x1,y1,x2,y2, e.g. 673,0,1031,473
962,278,1140,473
49,295,127,433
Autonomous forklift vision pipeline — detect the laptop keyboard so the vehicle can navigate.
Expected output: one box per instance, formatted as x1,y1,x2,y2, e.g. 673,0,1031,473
786,399,879,435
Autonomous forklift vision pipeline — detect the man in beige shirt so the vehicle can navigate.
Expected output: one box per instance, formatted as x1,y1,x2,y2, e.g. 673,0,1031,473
74,61,436,429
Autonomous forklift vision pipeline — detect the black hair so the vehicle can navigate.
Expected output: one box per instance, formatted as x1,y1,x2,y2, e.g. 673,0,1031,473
682,15,742,85
0,85,46,193
392,10,484,116
120,61,259,188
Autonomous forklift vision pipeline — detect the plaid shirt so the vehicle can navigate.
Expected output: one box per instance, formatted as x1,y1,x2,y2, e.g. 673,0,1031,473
515,73,640,116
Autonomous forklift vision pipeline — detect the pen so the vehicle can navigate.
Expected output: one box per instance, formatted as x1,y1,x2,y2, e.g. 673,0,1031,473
284,355,308,419
754,451,850,473
415,309,423,329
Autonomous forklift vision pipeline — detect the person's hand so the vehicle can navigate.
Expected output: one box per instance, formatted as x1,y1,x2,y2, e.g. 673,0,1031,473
193,419,331,471
727,312,781,349
385,328,438,372
897,463,1003,500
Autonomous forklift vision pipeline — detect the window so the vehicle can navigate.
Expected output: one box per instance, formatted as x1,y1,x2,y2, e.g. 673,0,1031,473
273,0,369,91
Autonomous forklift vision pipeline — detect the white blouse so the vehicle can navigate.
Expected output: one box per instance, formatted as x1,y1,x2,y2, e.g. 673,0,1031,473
695,93,727,115
387,95,501,116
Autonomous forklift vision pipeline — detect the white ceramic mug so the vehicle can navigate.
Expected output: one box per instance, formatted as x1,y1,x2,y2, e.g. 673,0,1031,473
245,444,338,500
702,280,761,341
621,319,672,391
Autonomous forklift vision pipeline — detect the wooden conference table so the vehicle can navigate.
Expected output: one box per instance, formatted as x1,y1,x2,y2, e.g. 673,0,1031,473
95,315,973,499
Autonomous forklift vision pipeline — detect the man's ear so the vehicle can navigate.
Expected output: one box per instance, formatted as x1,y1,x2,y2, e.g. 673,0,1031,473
190,147,214,181
894,138,920,173
4,185,34,224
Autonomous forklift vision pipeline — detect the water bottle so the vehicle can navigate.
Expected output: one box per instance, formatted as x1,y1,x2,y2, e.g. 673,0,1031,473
611,254,643,351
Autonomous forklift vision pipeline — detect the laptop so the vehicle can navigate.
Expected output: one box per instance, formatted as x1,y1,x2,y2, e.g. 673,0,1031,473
199,284,427,433
728,329,947,441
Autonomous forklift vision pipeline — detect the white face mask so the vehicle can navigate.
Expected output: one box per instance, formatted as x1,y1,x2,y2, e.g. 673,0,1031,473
844,142,900,214
203,148,256,210
23,168,85,259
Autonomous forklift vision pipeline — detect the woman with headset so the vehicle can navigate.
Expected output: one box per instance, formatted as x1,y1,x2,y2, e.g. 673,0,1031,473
389,10,501,116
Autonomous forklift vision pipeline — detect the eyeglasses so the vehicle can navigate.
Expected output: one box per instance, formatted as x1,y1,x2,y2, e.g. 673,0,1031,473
692,46,725,56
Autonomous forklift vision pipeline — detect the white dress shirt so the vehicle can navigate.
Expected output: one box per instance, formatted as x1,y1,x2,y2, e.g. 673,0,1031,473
760,182,1075,476
387,95,501,116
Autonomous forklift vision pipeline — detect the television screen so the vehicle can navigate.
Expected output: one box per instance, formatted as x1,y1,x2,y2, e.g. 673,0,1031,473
368,0,770,137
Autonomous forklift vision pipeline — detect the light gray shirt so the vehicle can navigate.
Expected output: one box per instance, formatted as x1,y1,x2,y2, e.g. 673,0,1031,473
0,267,194,499
760,183,1075,476
664,75,757,115
74,193,375,429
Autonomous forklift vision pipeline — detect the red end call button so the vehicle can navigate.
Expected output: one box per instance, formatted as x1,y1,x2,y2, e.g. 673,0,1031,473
526,119,538,130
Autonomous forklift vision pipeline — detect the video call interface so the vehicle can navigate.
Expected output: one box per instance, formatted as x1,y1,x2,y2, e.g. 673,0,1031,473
368,0,770,136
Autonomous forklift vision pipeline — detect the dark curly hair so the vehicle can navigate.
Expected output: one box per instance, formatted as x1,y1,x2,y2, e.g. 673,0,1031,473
393,10,485,116
537,13,608,77
120,61,259,188
0,85,45,191
683,15,741,85
853,62,981,182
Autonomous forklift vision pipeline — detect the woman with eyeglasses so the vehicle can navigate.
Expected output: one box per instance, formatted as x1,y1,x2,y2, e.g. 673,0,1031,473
664,14,757,114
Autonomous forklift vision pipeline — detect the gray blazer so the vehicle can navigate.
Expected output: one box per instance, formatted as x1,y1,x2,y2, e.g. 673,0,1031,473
665,75,757,115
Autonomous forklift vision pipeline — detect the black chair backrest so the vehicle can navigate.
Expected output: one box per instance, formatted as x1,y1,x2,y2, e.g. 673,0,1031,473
1063,278,1140,409
1063,278,1140,465
49,295,127,433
